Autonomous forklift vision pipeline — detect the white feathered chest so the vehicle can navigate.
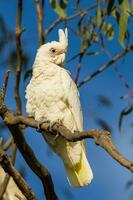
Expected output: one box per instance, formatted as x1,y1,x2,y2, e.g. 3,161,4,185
25,62,83,165
26,62,83,132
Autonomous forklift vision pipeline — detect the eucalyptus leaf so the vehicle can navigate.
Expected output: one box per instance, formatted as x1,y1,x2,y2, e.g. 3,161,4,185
24,69,32,81
119,104,133,130
75,0,80,9
102,21,114,40
106,0,115,15
96,118,112,133
118,0,130,47
50,0,67,17
97,95,113,107
96,0,102,26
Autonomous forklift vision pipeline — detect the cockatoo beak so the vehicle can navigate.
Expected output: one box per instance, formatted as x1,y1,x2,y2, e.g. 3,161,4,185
56,48,66,55
58,28,68,50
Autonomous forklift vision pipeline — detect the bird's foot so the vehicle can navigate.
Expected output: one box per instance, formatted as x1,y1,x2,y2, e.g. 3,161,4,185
48,119,62,131
48,120,62,140
36,120,50,132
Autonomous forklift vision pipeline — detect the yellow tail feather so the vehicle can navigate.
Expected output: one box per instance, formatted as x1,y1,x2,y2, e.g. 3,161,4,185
64,150,93,187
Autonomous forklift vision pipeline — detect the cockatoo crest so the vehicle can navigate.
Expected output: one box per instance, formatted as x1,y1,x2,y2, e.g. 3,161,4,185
58,28,68,49
35,28,68,67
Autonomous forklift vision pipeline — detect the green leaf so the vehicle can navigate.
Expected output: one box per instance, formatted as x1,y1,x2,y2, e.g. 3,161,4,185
131,0,133,12
77,16,84,36
50,0,67,17
96,0,102,26
126,179,133,189
96,118,112,133
106,0,115,15
102,21,114,40
118,105,133,130
118,0,130,47
75,0,80,9
86,51,99,56
24,69,32,81
60,0,68,9
97,95,113,107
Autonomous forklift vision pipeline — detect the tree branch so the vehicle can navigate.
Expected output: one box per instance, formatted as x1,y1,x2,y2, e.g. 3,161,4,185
35,0,44,46
2,137,13,151
0,149,37,200
0,142,17,199
1,70,10,101
0,98,58,200
15,0,23,114
44,3,97,38
3,113,133,174
77,44,133,88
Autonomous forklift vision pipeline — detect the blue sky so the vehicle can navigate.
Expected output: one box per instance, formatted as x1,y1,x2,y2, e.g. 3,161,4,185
0,1,133,200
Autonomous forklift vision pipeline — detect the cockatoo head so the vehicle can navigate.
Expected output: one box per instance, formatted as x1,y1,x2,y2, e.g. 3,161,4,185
36,28,68,67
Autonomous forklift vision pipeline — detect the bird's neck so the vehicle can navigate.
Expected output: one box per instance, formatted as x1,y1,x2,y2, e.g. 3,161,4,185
32,58,62,79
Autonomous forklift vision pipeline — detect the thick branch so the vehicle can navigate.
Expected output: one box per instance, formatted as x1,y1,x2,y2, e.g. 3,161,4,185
0,99,58,200
77,44,133,88
0,149,37,200
15,0,23,114
3,113,133,173
35,0,44,46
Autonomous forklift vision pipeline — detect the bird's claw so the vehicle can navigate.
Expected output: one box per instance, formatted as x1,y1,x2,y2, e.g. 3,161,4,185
36,120,50,132
48,119,62,131
54,133,59,140
48,121,57,132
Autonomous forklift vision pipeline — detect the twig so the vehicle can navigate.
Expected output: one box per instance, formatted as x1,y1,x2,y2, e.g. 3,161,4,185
0,174,10,199
1,70,10,101
44,3,97,38
45,17,63,38
99,42,133,94
0,149,37,200
74,52,85,84
3,113,133,174
15,0,23,114
74,60,82,83
77,44,133,88
2,137,13,151
67,3,97,21
35,0,44,46
10,142,17,164
0,140,17,199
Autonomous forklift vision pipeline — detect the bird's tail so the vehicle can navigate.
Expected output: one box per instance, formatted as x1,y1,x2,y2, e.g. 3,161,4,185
64,149,93,187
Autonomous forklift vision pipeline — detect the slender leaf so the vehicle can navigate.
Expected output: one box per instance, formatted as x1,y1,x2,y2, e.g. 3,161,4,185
60,0,68,9
50,0,67,17
96,118,112,132
102,21,114,40
106,0,115,15
24,69,32,81
118,0,130,47
119,104,133,130
75,0,80,9
96,0,102,26
97,95,113,107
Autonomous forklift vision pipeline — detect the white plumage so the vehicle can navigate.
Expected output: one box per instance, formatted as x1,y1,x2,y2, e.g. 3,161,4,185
25,29,93,187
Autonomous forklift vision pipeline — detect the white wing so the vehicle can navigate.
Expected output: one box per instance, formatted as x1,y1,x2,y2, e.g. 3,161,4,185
61,69,83,132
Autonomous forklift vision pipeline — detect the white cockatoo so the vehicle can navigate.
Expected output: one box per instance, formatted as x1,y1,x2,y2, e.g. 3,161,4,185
0,167,26,200
25,29,93,187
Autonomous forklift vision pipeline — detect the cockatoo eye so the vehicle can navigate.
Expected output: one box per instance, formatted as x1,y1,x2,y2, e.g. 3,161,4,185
50,48,56,54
